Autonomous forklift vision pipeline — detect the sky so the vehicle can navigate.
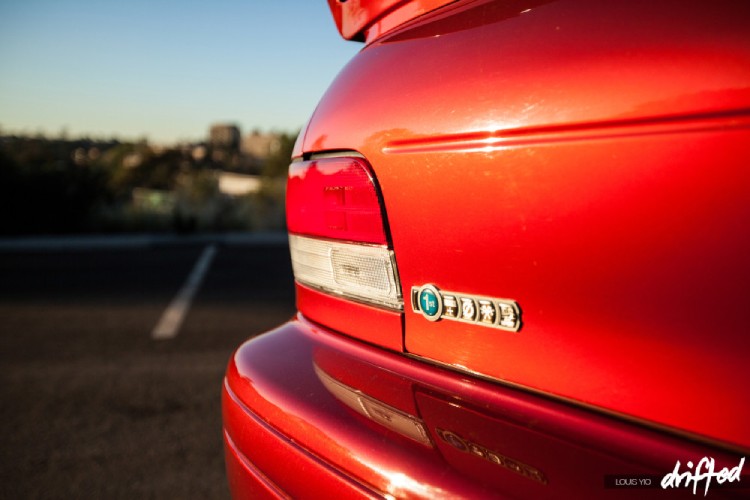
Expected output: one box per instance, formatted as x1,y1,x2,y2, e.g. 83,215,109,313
0,0,361,143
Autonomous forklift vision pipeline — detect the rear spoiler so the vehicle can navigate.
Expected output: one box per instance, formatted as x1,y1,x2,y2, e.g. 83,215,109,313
327,0,457,43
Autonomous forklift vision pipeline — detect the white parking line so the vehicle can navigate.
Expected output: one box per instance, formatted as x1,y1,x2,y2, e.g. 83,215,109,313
151,244,218,340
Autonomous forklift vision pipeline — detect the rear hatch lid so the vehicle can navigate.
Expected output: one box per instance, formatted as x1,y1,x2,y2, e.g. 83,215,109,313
312,0,750,450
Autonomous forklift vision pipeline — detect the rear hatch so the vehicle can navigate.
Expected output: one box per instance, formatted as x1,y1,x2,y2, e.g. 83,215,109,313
306,0,750,451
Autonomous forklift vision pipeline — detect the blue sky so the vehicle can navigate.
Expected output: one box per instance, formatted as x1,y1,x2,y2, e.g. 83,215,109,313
0,0,361,143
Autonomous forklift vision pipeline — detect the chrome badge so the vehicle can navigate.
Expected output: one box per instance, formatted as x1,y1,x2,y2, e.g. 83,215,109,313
435,428,546,484
412,284,522,332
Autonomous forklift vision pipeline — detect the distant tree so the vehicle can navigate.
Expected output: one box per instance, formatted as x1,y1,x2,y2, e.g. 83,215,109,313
0,137,110,234
105,144,186,201
262,132,298,178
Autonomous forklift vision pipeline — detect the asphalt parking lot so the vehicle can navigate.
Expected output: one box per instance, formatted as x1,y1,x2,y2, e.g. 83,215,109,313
0,235,295,499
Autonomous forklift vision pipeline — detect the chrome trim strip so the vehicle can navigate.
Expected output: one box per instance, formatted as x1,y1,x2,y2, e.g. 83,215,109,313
307,150,365,160
314,364,433,447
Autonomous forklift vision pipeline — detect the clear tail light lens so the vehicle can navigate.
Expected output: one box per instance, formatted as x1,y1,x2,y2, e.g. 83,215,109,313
287,156,403,311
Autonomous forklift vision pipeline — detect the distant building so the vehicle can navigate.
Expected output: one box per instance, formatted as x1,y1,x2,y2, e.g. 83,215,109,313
217,172,262,196
241,131,281,160
209,124,241,151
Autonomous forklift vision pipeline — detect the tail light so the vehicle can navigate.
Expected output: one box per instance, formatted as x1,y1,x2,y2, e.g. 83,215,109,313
287,155,403,310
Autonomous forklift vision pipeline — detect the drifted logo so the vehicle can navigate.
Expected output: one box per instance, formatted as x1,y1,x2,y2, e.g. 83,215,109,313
412,284,522,332
661,457,745,496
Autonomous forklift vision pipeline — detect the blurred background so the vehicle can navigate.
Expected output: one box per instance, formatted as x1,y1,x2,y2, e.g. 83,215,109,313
0,0,359,235
0,1,359,498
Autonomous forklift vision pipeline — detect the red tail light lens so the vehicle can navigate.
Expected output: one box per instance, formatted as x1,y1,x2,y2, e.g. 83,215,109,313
287,157,388,245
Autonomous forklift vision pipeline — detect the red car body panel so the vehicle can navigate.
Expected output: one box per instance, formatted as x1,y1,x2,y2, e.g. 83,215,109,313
224,317,745,497
296,283,404,351
303,0,750,450
225,0,750,496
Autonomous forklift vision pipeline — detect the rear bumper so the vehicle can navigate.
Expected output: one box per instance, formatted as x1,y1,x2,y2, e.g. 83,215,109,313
223,315,746,498
223,388,378,499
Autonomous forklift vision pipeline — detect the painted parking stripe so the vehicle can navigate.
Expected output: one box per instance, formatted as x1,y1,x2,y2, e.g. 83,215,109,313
151,244,217,340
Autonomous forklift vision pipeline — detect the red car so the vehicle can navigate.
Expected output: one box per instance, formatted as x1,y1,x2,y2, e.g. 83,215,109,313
223,0,749,497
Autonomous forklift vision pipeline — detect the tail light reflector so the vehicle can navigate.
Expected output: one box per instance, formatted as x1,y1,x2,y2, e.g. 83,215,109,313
289,235,402,310
287,156,403,311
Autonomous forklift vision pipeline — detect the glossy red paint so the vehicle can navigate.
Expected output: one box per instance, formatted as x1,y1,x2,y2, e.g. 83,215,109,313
224,316,746,498
296,282,403,351
225,0,750,496
303,0,750,450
